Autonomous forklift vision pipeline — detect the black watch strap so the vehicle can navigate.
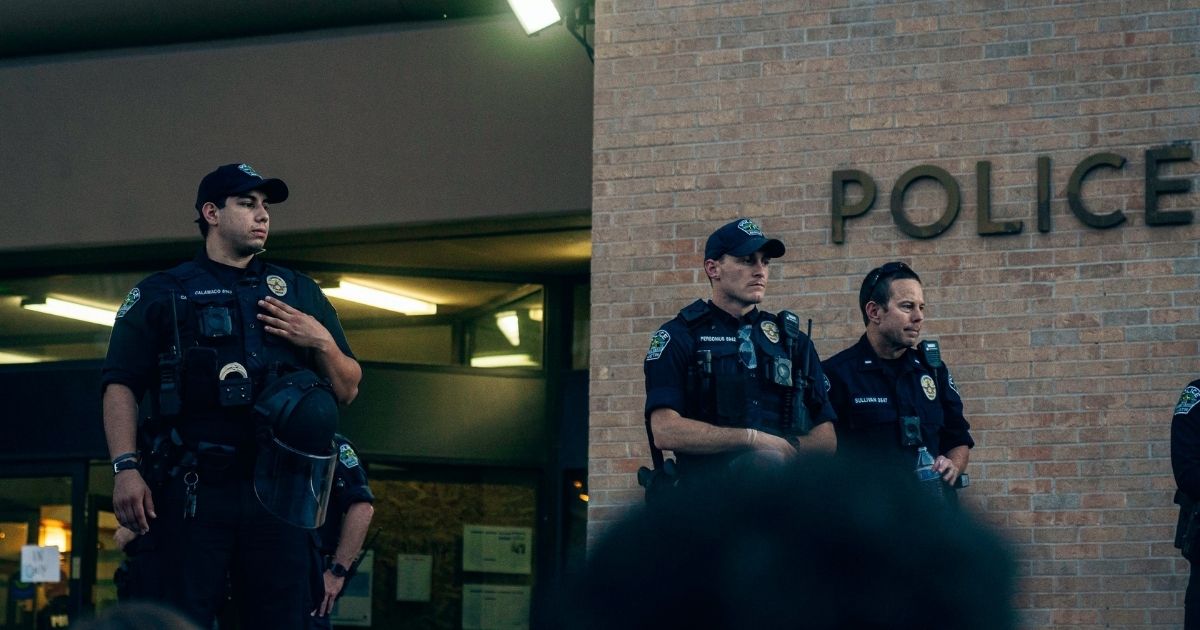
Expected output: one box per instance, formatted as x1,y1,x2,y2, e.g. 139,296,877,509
329,562,349,577
112,452,140,475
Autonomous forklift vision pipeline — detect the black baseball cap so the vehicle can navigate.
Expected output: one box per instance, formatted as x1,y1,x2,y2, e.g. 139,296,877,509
194,163,289,210
704,218,786,261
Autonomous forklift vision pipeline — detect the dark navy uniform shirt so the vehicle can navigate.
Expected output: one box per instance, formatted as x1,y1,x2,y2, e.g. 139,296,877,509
101,251,354,447
318,436,375,555
822,335,973,469
1172,379,1200,499
644,300,836,470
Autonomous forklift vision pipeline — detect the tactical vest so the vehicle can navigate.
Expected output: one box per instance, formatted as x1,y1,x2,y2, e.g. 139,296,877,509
678,300,795,433
160,260,310,448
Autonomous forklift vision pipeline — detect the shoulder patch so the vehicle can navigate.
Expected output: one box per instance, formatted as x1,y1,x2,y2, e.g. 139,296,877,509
947,371,959,395
116,288,141,319
1176,386,1200,416
646,330,671,361
339,443,360,469
824,374,831,392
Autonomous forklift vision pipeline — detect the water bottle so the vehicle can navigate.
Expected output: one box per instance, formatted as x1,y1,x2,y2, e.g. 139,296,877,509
914,446,944,501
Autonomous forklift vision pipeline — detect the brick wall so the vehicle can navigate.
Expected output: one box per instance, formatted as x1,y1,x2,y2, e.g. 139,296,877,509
590,1,1200,627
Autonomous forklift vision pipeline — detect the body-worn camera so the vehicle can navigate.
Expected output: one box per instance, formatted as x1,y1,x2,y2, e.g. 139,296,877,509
900,415,922,447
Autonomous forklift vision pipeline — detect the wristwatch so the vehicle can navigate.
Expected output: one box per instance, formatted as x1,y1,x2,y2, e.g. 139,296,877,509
112,453,140,475
329,562,350,578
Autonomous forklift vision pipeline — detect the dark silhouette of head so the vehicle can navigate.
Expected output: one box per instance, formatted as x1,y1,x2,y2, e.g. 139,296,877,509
554,455,1015,630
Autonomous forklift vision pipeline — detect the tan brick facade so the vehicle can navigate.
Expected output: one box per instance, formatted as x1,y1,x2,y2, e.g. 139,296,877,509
591,2,1200,626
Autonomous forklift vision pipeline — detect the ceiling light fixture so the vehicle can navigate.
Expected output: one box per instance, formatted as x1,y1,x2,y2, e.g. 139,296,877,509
495,311,521,346
322,280,437,316
507,0,560,35
21,296,116,327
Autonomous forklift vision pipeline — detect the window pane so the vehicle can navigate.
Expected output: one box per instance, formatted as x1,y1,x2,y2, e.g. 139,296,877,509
467,290,544,368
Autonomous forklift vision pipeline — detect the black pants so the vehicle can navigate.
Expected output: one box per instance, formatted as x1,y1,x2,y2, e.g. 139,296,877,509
151,473,312,628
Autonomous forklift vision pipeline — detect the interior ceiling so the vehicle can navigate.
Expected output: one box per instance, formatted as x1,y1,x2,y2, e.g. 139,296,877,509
0,0,514,60
0,2,591,361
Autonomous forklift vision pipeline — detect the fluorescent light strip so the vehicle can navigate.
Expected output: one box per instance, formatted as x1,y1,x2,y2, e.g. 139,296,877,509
322,281,437,316
507,0,560,35
22,297,116,327
0,350,47,364
470,354,537,368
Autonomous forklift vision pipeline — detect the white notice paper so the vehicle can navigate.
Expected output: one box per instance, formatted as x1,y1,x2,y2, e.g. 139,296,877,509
462,525,532,575
395,554,433,602
21,546,60,583
461,584,531,630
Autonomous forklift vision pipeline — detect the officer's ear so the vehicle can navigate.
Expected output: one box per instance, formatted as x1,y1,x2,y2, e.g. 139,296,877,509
865,300,885,325
704,258,720,281
200,202,221,229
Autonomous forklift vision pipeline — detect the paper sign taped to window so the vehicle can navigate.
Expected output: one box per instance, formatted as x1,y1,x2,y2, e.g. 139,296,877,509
462,525,532,575
21,546,60,583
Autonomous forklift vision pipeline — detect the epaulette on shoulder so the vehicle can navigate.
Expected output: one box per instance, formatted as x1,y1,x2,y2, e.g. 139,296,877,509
678,299,710,324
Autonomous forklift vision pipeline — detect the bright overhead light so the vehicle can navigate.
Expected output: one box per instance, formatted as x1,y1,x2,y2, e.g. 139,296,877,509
528,308,543,323
0,350,47,364
322,281,437,316
470,354,538,368
507,0,561,35
495,311,520,347
22,296,116,327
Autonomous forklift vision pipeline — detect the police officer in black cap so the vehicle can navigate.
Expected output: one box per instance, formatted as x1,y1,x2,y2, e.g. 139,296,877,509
101,163,362,627
641,218,837,489
822,262,972,499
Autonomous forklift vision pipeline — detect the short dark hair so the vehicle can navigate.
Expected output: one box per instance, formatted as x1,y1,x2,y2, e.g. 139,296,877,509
195,197,228,238
858,261,922,326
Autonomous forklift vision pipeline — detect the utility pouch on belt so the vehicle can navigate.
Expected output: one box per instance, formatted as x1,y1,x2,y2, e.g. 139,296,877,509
1176,490,1200,560
217,362,253,408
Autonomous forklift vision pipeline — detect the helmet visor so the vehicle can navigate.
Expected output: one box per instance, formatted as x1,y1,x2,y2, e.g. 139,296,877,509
253,436,336,529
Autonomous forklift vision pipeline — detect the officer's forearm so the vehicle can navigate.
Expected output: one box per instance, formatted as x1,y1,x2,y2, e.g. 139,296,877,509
102,384,139,458
333,502,374,567
791,421,836,455
649,408,756,454
316,346,362,405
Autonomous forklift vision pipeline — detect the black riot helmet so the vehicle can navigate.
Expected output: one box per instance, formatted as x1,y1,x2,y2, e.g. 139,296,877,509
252,369,338,529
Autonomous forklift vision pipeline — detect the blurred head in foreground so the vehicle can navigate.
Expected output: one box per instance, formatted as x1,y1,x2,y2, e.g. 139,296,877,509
555,455,1015,630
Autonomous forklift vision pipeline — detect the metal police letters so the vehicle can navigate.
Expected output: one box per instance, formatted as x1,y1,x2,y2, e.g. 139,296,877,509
831,143,1194,243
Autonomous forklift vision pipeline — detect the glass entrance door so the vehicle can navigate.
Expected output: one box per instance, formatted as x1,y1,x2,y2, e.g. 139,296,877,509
0,464,85,630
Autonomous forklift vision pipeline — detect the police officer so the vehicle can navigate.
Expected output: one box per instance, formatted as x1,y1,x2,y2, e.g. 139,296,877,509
310,434,375,628
822,262,972,495
1171,379,1200,629
101,163,362,628
642,218,837,486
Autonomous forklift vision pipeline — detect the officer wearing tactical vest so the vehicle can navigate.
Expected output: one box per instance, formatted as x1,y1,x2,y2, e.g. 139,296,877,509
100,163,362,628
641,218,837,489
822,262,973,500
